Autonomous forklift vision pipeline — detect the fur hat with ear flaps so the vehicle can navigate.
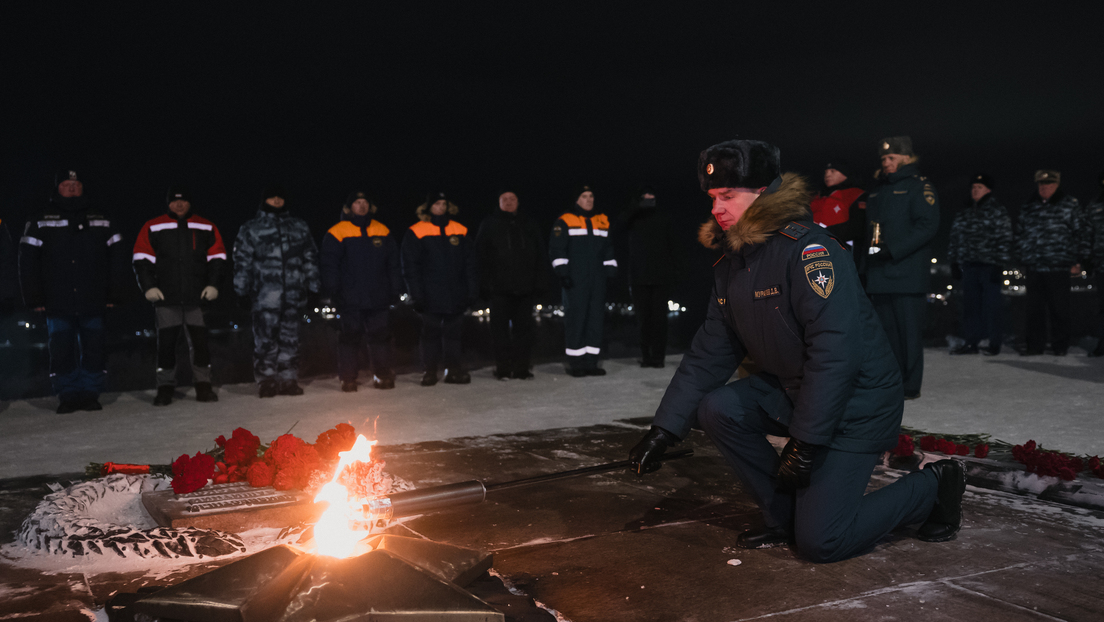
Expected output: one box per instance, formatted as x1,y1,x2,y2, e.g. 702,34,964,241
698,140,781,192
698,173,812,253
415,190,460,221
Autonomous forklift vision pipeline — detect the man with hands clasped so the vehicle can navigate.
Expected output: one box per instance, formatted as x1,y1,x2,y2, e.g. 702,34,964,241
628,139,964,563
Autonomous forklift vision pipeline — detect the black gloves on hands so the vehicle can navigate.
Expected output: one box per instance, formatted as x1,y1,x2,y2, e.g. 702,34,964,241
629,426,678,476
951,263,962,281
776,438,818,492
560,275,574,290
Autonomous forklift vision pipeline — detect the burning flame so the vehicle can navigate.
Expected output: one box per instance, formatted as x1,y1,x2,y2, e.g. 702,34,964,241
312,434,376,558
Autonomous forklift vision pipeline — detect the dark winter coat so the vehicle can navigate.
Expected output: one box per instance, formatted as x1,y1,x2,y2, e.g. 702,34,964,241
549,207,618,285
810,179,867,246
475,210,547,296
132,210,227,306
0,218,18,305
863,163,940,294
1088,193,1104,271
946,194,1013,268
320,214,401,311
18,194,128,314
232,205,320,310
616,200,680,285
1014,190,1090,271
652,174,904,454
401,214,478,314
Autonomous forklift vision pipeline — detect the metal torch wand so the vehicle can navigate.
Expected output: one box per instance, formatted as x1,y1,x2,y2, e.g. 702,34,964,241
362,447,694,522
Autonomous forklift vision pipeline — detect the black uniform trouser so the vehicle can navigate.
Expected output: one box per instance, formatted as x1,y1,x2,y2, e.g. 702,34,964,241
870,293,926,396
1095,272,1104,344
563,277,606,370
490,293,536,374
46,313,106,401
631,283,669,364
155,305,211,387
961,263,1003,350
420,312,463,373
1025,270,1071,352
696,375,937,563
338,308,392,381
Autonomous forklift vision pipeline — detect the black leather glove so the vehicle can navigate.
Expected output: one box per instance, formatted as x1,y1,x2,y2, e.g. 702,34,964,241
776,438,818,492
629,426,678,476
951,263,962,280
560,275,574,290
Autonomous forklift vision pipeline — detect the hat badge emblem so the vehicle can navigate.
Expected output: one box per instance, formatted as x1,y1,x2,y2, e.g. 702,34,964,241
68,171,77,180
706,163,714,175
882,142,890,150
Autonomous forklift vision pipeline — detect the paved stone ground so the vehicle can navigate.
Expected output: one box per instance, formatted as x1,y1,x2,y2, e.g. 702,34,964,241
3,419,1103,621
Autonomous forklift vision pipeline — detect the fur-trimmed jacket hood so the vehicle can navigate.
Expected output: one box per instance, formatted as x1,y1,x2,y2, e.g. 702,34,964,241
698,173,812,253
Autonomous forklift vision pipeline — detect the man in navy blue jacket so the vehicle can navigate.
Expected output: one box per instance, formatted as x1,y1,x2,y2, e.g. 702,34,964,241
628,140,965,563
321,190,402,391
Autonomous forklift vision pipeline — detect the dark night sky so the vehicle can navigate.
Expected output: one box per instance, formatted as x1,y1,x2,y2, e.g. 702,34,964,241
3,2,1103,300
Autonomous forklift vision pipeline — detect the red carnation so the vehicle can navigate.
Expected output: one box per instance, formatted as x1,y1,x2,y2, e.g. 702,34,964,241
893,434,915,457
919,436,937,452
315,423,358,461
263,434,322,491
1024,440,1037,451
247,461,275,487
224,427,261,466
937,439,957,455
956,444,970,456
215,435,227,448
171,451,216,494
974,444,989,459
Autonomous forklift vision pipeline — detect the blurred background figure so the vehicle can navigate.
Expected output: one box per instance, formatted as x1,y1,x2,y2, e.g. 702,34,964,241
1014,170,1091,356
946,174,1012,355
617,186,680,368
864,137,939,400
18,169,127,413
402,190,478,386
232,184,320,397
809,160,866,261
550,186,617,377
132,186,226,406
321,190,401,392
476,190,546,380
1088,171,1104,357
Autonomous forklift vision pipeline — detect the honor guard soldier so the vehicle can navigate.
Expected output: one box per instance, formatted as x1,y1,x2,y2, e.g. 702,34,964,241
946,174,1013,355
1013,170,1090,356
19,169,128,413
628,139,963,563
133,186,227,405
549,186,618,376
321,190,402,391
401,191,478,386
864,137,939,399
232,185,320,397
1088,171,1104,357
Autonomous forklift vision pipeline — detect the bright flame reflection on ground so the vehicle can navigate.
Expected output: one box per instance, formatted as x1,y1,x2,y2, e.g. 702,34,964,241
312,434,376,558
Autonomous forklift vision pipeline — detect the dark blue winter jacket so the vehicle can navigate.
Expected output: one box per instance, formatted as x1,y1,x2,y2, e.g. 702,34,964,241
401,214,478,315
320,214,401,311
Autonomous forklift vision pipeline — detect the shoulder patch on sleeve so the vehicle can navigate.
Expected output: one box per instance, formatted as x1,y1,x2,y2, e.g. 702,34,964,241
804,260,835,298
801,243,829,260
923,184,936,205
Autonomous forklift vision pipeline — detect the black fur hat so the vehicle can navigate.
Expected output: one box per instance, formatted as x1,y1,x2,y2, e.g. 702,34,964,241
878,136,914,157
166,185,192,205
54,168,80,187
971,173,994,191
345,190,377,214
698,140,781,192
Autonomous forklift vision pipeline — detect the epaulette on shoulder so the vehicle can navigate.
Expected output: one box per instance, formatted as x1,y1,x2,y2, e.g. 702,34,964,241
779,221,811,241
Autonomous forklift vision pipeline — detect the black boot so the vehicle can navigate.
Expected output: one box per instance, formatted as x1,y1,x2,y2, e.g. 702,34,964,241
57,394,84,414
341,380,358,392
512,366,534,380
81,396,103,411
493,366,512,380
443,368,471,384
259,380,279,398
373,374,395,390
153,385,174,406
585,367,607,376
736,524,793,549
917,459,967,543
421,371,439,386
950,344,978,355
1090,339,1104,357
194,382,218,402
279,380,304,396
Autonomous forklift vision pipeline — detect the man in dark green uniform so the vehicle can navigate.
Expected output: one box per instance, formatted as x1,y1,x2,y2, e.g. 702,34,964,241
628,139,964,563
549,186,618,376
864,136,939,399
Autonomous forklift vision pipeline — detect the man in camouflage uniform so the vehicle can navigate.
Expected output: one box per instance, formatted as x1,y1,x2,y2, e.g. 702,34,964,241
864,137,939,399
1084,171,1104,357
1014,170,1090,356
233,185,320,397
946,174,1013,355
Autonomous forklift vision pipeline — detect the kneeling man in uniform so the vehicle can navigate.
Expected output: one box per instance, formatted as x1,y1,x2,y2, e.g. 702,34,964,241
629,139,965,563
